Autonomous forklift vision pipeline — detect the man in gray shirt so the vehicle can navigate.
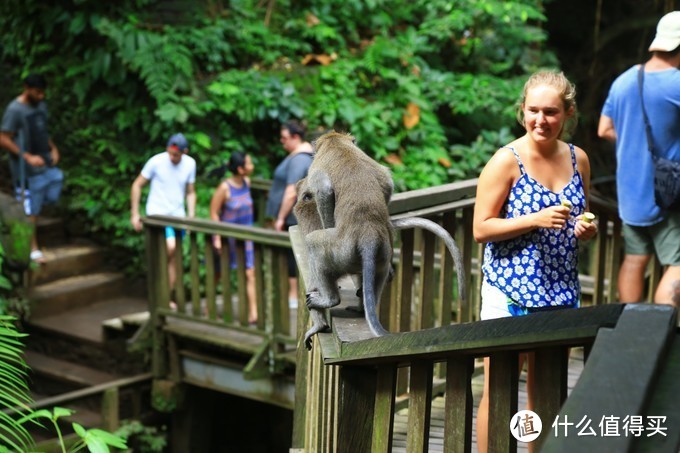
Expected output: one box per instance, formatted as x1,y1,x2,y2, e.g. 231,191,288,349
0,73,64,263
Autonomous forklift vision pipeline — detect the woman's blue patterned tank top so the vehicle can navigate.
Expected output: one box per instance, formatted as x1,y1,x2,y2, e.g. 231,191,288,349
220,180,254,226
482,144,585,308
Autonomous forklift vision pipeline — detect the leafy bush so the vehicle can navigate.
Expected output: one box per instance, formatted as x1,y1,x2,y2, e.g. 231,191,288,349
0,0,559,274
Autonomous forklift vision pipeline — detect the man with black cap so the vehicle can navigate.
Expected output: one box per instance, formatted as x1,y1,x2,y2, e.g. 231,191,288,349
598,11,680,305
0,73,64,264
130,133,196,291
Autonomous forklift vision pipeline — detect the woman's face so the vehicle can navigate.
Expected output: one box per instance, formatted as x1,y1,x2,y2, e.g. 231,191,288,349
522,84,572,143
241,155,255,176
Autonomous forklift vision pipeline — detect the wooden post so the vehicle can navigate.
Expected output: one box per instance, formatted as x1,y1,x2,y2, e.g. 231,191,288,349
488,352,519,453
444,356,474,453
372,365,397,453
336,366,378,453
101,387,119,432
407,361,434,452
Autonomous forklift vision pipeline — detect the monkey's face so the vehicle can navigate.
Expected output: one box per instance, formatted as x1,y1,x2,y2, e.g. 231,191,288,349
294,178,324,234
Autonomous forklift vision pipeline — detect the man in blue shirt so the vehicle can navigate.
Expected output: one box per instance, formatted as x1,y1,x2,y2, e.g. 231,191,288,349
0,73,64,264
598,11,680,305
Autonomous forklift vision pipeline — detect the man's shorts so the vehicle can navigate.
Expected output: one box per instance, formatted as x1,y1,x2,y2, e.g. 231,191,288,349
623,210,680,266
165,227,186,240
16,167,64,216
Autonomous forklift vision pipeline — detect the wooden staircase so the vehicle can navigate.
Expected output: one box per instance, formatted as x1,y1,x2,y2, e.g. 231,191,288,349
21,215,150,434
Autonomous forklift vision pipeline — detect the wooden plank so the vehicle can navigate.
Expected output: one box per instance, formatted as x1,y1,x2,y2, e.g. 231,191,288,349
592,212,608,305
418,230,436,330
632,333,680,452
189,232,201,316
100,387,119,432
606,219,622,304
388,179,477,215
488,352,519,453
398,228,415,333
235,240,248,326
439,212,455,327
336,366,378,453
204,238,217,320
444,356,474,453
146,227,169,379
327,304,624,366
372,365,397,453
220,237,233,323
533,346,568,450
542,304,677,452
461,208,473,323
145,215,292,248
254,243,264,330
174,230,186,311
407,361,433,452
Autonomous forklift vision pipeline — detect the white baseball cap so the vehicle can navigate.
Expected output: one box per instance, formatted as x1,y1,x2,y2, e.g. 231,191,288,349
649,11,680,52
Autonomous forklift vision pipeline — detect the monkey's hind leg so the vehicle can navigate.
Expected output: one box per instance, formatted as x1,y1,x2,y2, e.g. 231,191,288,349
303,308,330,350
304,229,343,310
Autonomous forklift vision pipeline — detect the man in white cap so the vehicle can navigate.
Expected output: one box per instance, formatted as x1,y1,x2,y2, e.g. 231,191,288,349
598,11,680,306
130,133,196,292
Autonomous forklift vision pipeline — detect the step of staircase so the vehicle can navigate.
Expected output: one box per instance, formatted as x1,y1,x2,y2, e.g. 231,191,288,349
28,243,108,286
24,350,120,388
28,296,149,343
102,309,150,341
28,272,126,318
36,216,67,248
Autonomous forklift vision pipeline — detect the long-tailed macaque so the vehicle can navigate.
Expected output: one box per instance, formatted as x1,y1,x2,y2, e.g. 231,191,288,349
294,132,466,350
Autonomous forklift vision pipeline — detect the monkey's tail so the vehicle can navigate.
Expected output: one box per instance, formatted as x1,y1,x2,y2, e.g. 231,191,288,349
392,217,467,305
361,238,390,337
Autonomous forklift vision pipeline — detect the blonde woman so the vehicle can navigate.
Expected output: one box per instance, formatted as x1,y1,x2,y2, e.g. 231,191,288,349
473,71,597,452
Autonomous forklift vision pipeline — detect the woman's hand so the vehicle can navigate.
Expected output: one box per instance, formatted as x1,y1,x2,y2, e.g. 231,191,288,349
213,235,222,252
574,215,598,241
531,205,571,229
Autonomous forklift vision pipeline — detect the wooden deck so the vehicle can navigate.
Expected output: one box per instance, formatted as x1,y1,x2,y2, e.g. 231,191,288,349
391,349,585,452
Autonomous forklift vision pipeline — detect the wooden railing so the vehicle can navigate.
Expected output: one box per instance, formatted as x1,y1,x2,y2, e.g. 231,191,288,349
143,213,297,382
291,296,677,452
141,178,659,401
289,180,674,452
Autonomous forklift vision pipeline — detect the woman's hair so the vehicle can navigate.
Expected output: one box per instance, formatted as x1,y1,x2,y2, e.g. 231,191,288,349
516,70,578,138
227,151,248,174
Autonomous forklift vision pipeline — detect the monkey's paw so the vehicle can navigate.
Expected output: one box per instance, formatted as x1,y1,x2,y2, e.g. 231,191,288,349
305,290,340,309
303,324,331,350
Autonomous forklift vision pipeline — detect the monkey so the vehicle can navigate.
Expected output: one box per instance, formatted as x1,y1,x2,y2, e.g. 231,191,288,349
294,132,393,349
293,132,467,350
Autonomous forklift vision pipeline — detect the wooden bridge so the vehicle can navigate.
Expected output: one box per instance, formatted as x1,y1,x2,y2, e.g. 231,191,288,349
139,178,679,452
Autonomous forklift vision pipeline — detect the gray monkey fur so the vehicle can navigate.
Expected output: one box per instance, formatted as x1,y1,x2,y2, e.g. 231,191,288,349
294,131,466,350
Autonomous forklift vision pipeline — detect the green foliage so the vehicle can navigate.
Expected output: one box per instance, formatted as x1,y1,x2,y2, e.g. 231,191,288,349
18,407,128,453
0,242,30,319
0,316,127,453
0,316,33,452
114,420,167,453
0,0,560,274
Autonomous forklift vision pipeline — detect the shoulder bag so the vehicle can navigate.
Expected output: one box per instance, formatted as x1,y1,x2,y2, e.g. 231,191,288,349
637,63,680,211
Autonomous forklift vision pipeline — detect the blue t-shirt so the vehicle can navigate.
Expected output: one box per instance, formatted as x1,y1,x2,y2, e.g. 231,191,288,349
265,151,313,225
601,65,680,226
482,145,585,308
1,99,52,178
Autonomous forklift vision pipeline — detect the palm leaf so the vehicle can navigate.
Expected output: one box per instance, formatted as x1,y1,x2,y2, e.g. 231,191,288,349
0,317,35,451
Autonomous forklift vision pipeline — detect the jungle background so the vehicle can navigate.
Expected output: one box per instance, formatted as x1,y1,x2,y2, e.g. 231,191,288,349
0,0,677,276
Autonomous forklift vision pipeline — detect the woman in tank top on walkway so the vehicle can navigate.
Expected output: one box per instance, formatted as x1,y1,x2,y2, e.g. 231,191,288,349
210,152,257,324
473,71,598,453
